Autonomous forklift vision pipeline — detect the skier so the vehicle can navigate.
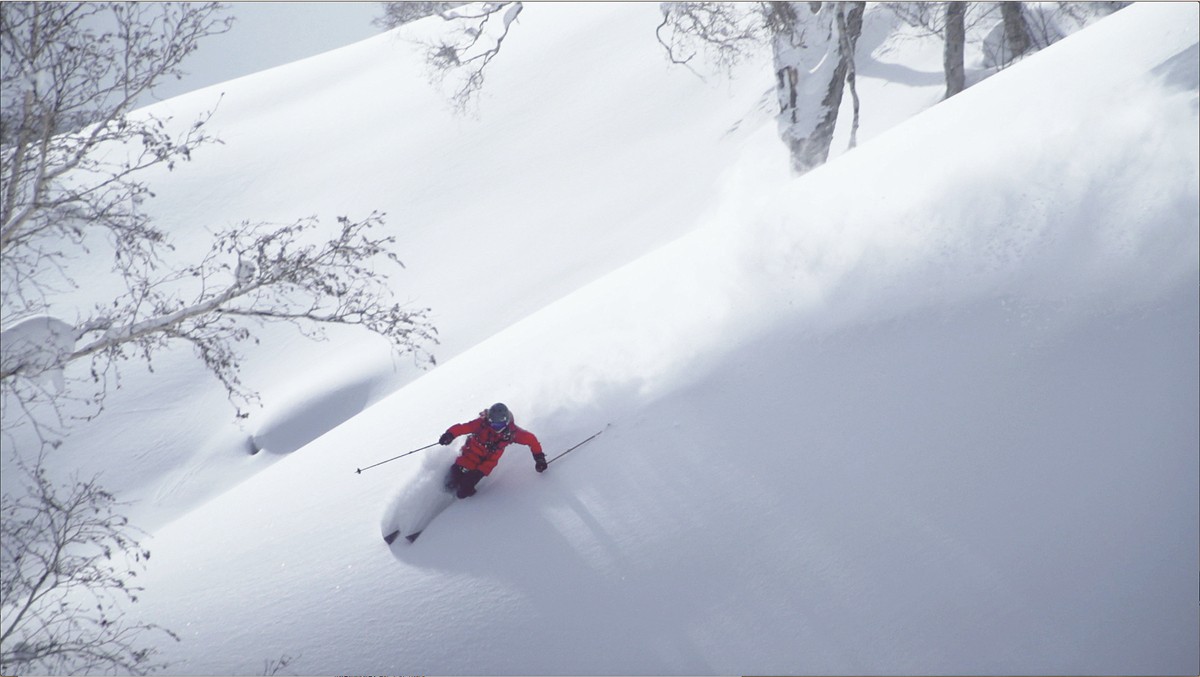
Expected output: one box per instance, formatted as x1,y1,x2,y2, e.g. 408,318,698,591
438,403,546,498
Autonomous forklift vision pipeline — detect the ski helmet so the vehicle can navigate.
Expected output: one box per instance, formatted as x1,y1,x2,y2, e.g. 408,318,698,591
486,403,512,431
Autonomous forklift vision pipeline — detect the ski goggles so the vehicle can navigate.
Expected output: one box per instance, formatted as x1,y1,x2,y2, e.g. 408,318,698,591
488,418,510,431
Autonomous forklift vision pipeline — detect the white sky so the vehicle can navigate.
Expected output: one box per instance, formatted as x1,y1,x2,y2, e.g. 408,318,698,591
147,1,382,103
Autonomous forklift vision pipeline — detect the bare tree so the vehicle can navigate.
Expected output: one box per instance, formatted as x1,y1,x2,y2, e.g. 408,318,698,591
1,2,438,437
1021,2,1131,53
658,1,864,175
767,2,865,172
2,212,439,428
373,1,469,29
397,0,866,173
885,2,987,98
654,2,763,76
388,2,1125,173
890,2,1125,91
0,454,178,674
2,6,439,669
944,2,967,98
836,3,865,150
378,1,523,112
999,2,1033,62
1,3,230,313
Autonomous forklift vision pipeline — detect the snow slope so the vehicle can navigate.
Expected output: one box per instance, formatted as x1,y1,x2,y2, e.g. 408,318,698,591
4,2,785,527
7,2,1199,675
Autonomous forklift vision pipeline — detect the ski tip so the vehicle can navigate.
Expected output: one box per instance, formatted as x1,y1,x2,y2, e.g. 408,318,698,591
383,530,401,545
405,531,423,543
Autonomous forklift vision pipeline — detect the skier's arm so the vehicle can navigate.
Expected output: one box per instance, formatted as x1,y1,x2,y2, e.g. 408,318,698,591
441,420,481,443
514,428,547,472
514,428,543,455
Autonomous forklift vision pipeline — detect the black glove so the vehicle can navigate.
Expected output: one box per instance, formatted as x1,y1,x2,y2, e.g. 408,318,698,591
439,432,455,445
534,453,548,473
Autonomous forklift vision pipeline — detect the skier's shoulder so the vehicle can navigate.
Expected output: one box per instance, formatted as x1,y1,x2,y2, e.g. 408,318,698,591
511,423,539,442
451,418,484,434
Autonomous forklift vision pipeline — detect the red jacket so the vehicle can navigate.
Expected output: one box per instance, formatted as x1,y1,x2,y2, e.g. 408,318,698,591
446,416,543,475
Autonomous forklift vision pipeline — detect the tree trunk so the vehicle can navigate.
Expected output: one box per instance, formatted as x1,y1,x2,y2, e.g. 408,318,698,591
943,2,966,98
1000,1,1032,63
837,3,866,150
769,1,862,174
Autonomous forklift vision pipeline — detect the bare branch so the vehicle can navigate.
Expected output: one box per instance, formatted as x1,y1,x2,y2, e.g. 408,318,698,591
2,213,438,420
410,1,523,111
1,3,232,316
1,455,179,674
656,2,767,77
373,2,469,30
1,3,437,437
260,652,302,676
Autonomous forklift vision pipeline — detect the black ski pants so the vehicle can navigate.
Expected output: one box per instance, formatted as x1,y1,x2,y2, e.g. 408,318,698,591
445,464,484,499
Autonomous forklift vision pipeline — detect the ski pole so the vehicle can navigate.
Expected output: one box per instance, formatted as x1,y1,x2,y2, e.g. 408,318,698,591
355,442,439,475
546,426,608,466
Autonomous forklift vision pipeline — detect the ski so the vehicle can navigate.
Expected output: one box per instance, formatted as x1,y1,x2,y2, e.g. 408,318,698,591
383,526,429,544
383,525,429,544
383,490,456,546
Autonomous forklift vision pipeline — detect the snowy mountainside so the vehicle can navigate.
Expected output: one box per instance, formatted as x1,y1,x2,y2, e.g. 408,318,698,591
108,3,1200,676
4,1,978,529
1,2,1196,675
6,2,784,526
